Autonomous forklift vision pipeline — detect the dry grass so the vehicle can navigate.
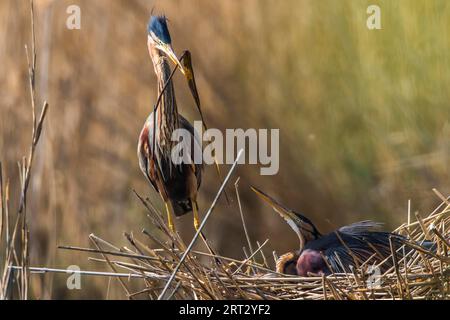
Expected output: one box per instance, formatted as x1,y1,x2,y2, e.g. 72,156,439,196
52,184,449,300
0,0,49,299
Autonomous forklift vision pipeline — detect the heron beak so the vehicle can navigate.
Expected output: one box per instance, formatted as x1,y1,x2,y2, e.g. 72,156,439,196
251,186,305,248
159,43,186,76
251,187,296,222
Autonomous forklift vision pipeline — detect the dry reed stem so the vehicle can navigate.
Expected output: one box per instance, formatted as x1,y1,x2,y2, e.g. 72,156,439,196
52,189,448,300
0,0,49,300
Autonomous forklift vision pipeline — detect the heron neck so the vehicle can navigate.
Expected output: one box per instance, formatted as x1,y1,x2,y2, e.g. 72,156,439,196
151,50,179,143
298,232,306,251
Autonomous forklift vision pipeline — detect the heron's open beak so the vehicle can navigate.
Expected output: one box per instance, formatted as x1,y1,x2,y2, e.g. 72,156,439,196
251,187,296,221
158,43,186,76
251,186,302,240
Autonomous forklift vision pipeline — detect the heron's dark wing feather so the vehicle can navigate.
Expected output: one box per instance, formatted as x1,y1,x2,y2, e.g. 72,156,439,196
323,244,384,273
178,115,203,189
338,220,383,235
137,117,160,194
308,230,406,273
323,246,356,273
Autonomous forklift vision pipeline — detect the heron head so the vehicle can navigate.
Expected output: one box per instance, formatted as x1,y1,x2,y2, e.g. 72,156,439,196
147,15,185,75
251,186,321,249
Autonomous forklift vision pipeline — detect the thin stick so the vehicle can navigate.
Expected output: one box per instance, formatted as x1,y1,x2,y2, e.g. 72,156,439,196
89,234,133,299
182,50,231,204
232,239,269,275
58,245,163,261
8,266,152,279
0,163,4,248
415,212,430,240
430,225,450,249
235,177,254,257
432,188,450,207
256,240,269,268
407,200,411,232
389,237,404,298
158,149,243,300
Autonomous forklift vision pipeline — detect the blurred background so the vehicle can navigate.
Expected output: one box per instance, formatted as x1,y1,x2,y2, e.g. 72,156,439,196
0,0,449,299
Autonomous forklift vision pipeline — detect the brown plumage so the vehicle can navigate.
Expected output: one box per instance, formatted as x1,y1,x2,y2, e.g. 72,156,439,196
138,15,203,232
138,114,202,217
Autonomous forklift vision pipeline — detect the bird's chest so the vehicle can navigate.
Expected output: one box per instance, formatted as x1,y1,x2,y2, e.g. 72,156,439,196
145,112,179,152
157,119,177,150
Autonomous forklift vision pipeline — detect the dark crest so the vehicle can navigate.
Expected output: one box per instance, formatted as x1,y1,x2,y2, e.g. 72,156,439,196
147,15,172,44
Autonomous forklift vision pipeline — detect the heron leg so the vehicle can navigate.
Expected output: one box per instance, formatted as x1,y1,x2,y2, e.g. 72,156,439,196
165,202,176,233
192,200,200,231
191,199,218,258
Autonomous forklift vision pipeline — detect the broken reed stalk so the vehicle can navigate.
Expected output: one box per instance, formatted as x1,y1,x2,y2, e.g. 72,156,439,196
235,177,255,260
158,149,244,300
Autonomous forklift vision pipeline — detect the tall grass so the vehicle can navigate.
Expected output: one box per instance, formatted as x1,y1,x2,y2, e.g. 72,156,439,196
0,0,49,299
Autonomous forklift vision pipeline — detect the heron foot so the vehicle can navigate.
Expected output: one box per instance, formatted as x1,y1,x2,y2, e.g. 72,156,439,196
193,204,200,230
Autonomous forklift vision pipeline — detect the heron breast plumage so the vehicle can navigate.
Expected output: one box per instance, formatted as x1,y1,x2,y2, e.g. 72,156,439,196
138,113,203,216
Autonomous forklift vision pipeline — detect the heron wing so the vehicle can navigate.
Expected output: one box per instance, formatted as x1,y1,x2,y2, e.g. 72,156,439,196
323,246,354,273
338,220,383,235
338,221,406,266
178,115,203,189
323,244,379,273
137,116,161,194
138,113,203,207
310,229,405,273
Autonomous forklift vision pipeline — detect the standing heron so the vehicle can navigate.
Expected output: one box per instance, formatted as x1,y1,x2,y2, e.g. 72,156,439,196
138,15,203,234
251,187,434,276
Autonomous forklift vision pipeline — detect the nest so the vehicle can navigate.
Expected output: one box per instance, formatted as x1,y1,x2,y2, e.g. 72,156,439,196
59,189,450,300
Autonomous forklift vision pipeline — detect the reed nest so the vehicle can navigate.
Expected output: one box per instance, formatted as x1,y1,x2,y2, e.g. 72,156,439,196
58,187,450,300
